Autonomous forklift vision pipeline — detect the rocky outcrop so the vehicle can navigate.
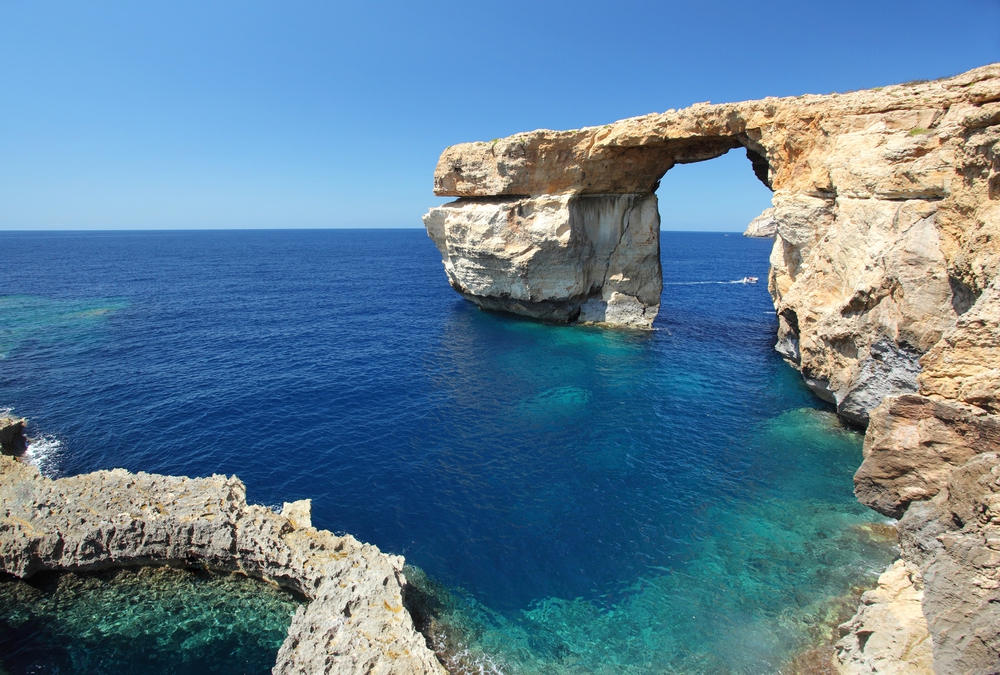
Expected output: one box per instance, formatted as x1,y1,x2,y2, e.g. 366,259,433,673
743,207,777,238
423,192,661,326
0,455,444,675
855,395,1000,519
848,271,1000,673
835,560,934,675
0,416,27,456
891,454,1000,675
426,63,1000,674
919,276,1000,414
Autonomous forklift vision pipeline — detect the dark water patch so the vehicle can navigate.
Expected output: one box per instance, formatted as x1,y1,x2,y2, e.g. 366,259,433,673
0,566,300,675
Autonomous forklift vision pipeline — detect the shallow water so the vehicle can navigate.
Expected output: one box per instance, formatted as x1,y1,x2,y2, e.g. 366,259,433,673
0,230,896,674
0,567,300,675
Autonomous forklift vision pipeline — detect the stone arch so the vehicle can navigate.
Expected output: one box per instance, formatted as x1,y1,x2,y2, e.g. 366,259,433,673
424,129,776,328
423,65,999,424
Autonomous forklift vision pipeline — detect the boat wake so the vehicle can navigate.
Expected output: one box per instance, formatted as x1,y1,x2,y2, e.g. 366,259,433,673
664,277,759,286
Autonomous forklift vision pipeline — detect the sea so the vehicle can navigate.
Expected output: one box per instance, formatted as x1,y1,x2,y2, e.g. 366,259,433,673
0,229,897,675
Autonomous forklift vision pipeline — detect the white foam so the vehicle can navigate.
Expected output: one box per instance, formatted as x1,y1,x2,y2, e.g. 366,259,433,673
425,626,511,675
23,435,64,478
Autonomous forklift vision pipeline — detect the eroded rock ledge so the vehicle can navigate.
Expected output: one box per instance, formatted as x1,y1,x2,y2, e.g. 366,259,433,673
0,453,445,675
426,64,1000,674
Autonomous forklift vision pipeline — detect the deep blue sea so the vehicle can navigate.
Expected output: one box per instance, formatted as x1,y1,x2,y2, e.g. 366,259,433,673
0,230,895,674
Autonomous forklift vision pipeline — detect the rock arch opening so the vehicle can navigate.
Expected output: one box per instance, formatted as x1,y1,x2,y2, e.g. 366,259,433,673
653,143,774,232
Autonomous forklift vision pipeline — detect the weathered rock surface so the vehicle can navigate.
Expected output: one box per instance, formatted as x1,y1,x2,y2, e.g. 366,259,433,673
851,248,1000,671
743,207,777,238
892,454,1000,675
919,276,1000,414
835,559,934,675
856,395,1000,518
423,192,661,326
0,456,445,675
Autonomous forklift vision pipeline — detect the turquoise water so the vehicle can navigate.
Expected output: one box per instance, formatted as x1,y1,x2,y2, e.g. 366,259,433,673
406,408,895,675
0,567,300,674
0,295,129,360
0,230,896,673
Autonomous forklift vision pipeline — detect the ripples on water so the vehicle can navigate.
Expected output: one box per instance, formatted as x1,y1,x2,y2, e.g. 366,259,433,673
0,230,897,674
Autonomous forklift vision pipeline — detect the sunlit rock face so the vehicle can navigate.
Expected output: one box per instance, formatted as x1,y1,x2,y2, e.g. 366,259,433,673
427,63,1000,673
423,192,661,327
743,207,777,238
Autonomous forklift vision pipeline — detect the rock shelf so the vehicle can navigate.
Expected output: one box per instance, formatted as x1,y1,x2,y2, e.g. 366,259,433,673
0,453,444,675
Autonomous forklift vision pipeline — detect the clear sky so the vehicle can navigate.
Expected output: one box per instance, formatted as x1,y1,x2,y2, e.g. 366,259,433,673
1,0,998,231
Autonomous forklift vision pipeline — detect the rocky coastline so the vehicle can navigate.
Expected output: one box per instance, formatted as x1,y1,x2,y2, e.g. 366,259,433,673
423,64,1000,673
0,417,445,675
2,64,998,675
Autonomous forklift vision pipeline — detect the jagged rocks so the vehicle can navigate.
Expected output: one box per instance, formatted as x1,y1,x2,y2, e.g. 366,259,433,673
856,395,1000,518
894,454,1000,675
0,456,444,675
919,276,1000,414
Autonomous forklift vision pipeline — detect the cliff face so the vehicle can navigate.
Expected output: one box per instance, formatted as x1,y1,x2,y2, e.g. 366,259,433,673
0,455,445,675
423,192,662,326
743,208,777,238
425,64,1000,674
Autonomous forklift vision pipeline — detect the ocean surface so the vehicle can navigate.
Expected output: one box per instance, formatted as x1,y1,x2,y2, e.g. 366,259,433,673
0,229,896,674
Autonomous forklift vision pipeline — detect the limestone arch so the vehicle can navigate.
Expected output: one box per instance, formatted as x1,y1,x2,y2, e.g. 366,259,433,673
424,131,777,328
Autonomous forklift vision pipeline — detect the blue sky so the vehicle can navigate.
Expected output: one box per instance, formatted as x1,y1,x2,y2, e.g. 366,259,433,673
1,1,997,231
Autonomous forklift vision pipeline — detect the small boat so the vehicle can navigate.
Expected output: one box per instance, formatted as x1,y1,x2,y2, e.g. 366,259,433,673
739,276,759,284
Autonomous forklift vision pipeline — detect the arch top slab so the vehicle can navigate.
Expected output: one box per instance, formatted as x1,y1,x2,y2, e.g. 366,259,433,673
433,63,1000,200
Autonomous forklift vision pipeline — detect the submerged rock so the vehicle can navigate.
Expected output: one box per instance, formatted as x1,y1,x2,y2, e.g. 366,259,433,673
0,456,444,675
